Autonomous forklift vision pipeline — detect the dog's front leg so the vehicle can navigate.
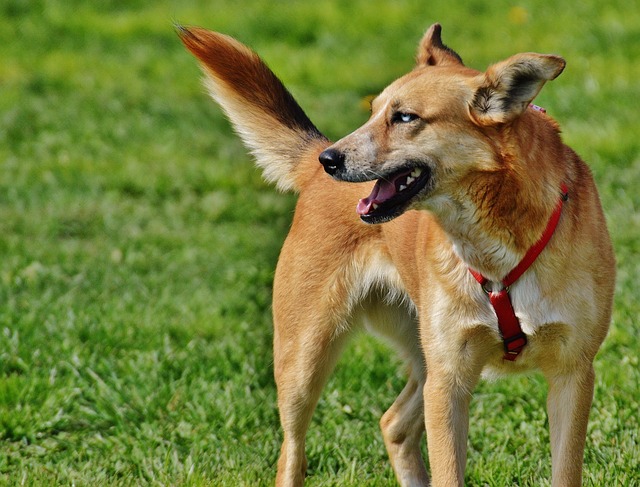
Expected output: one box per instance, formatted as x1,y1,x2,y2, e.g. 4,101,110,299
545,363,596,487
423,342,485,487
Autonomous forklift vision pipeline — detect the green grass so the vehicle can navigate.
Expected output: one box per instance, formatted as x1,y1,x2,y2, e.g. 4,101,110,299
1,0,638,485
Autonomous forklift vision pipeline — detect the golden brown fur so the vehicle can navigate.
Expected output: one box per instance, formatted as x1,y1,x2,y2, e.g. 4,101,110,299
180,23,615,487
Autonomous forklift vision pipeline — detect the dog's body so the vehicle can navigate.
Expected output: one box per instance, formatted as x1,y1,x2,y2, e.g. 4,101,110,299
180,24,615,486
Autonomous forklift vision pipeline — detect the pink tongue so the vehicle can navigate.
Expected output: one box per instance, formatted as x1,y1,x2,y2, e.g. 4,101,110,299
357,178,398,215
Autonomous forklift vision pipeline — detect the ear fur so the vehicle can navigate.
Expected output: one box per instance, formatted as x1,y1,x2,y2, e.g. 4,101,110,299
416,23,463,67
470,53,566,125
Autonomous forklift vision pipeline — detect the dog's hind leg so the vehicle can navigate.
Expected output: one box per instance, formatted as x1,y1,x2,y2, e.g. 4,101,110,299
364,300,429,486
380,371,429,486
273,323,350,487
272,236,356,486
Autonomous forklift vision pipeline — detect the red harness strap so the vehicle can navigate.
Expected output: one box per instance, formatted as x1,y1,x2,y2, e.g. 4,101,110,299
469,183,569,361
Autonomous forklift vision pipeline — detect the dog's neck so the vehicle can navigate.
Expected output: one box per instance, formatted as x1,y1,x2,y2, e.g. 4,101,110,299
432,123,566,282
436,186,561,282
430,201,518,282
449,224,522,284
450,114,568,281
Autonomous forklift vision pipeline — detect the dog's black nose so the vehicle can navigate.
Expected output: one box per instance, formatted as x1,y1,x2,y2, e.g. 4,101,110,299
319,148,345,175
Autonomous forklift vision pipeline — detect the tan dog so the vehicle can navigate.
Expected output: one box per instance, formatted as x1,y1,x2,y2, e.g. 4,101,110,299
180,23,615,487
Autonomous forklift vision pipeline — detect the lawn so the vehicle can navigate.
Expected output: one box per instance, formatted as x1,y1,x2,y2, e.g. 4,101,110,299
0,0,638,485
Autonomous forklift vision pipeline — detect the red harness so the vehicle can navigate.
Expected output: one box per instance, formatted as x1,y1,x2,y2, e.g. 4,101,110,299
469,183,569,361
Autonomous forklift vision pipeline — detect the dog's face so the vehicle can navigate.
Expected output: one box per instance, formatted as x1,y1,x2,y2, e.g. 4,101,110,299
319,24,565,224
323,65,489,224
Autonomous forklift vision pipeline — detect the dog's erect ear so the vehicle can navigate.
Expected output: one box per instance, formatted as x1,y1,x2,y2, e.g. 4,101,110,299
416,23,463,67
470,53,566,125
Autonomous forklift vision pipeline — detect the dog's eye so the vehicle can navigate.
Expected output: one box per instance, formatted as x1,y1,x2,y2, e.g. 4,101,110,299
392,112,419,124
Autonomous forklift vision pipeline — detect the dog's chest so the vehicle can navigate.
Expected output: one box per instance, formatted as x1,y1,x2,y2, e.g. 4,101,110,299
409,264,593,346
508,274,575,334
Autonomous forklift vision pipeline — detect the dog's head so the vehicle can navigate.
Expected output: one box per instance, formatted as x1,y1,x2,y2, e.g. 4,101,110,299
319,24,565,224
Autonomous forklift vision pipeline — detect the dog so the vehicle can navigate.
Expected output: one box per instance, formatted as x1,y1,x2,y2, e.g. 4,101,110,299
179,23,615,486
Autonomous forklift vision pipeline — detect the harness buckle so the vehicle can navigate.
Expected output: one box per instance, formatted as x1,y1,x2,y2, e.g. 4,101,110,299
502,332,528,356
480,280,509,295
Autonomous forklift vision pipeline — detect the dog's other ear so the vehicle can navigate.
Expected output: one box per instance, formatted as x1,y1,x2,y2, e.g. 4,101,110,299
416,23,463,67
470,53,566,125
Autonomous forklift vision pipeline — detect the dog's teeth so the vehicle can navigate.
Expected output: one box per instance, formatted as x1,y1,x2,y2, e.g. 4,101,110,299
405,177,414,185
372,203,379,210
399,184,407,191
411,169,422,178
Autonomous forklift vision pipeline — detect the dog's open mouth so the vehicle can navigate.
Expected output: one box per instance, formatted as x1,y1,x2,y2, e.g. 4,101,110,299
357,166,432,224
